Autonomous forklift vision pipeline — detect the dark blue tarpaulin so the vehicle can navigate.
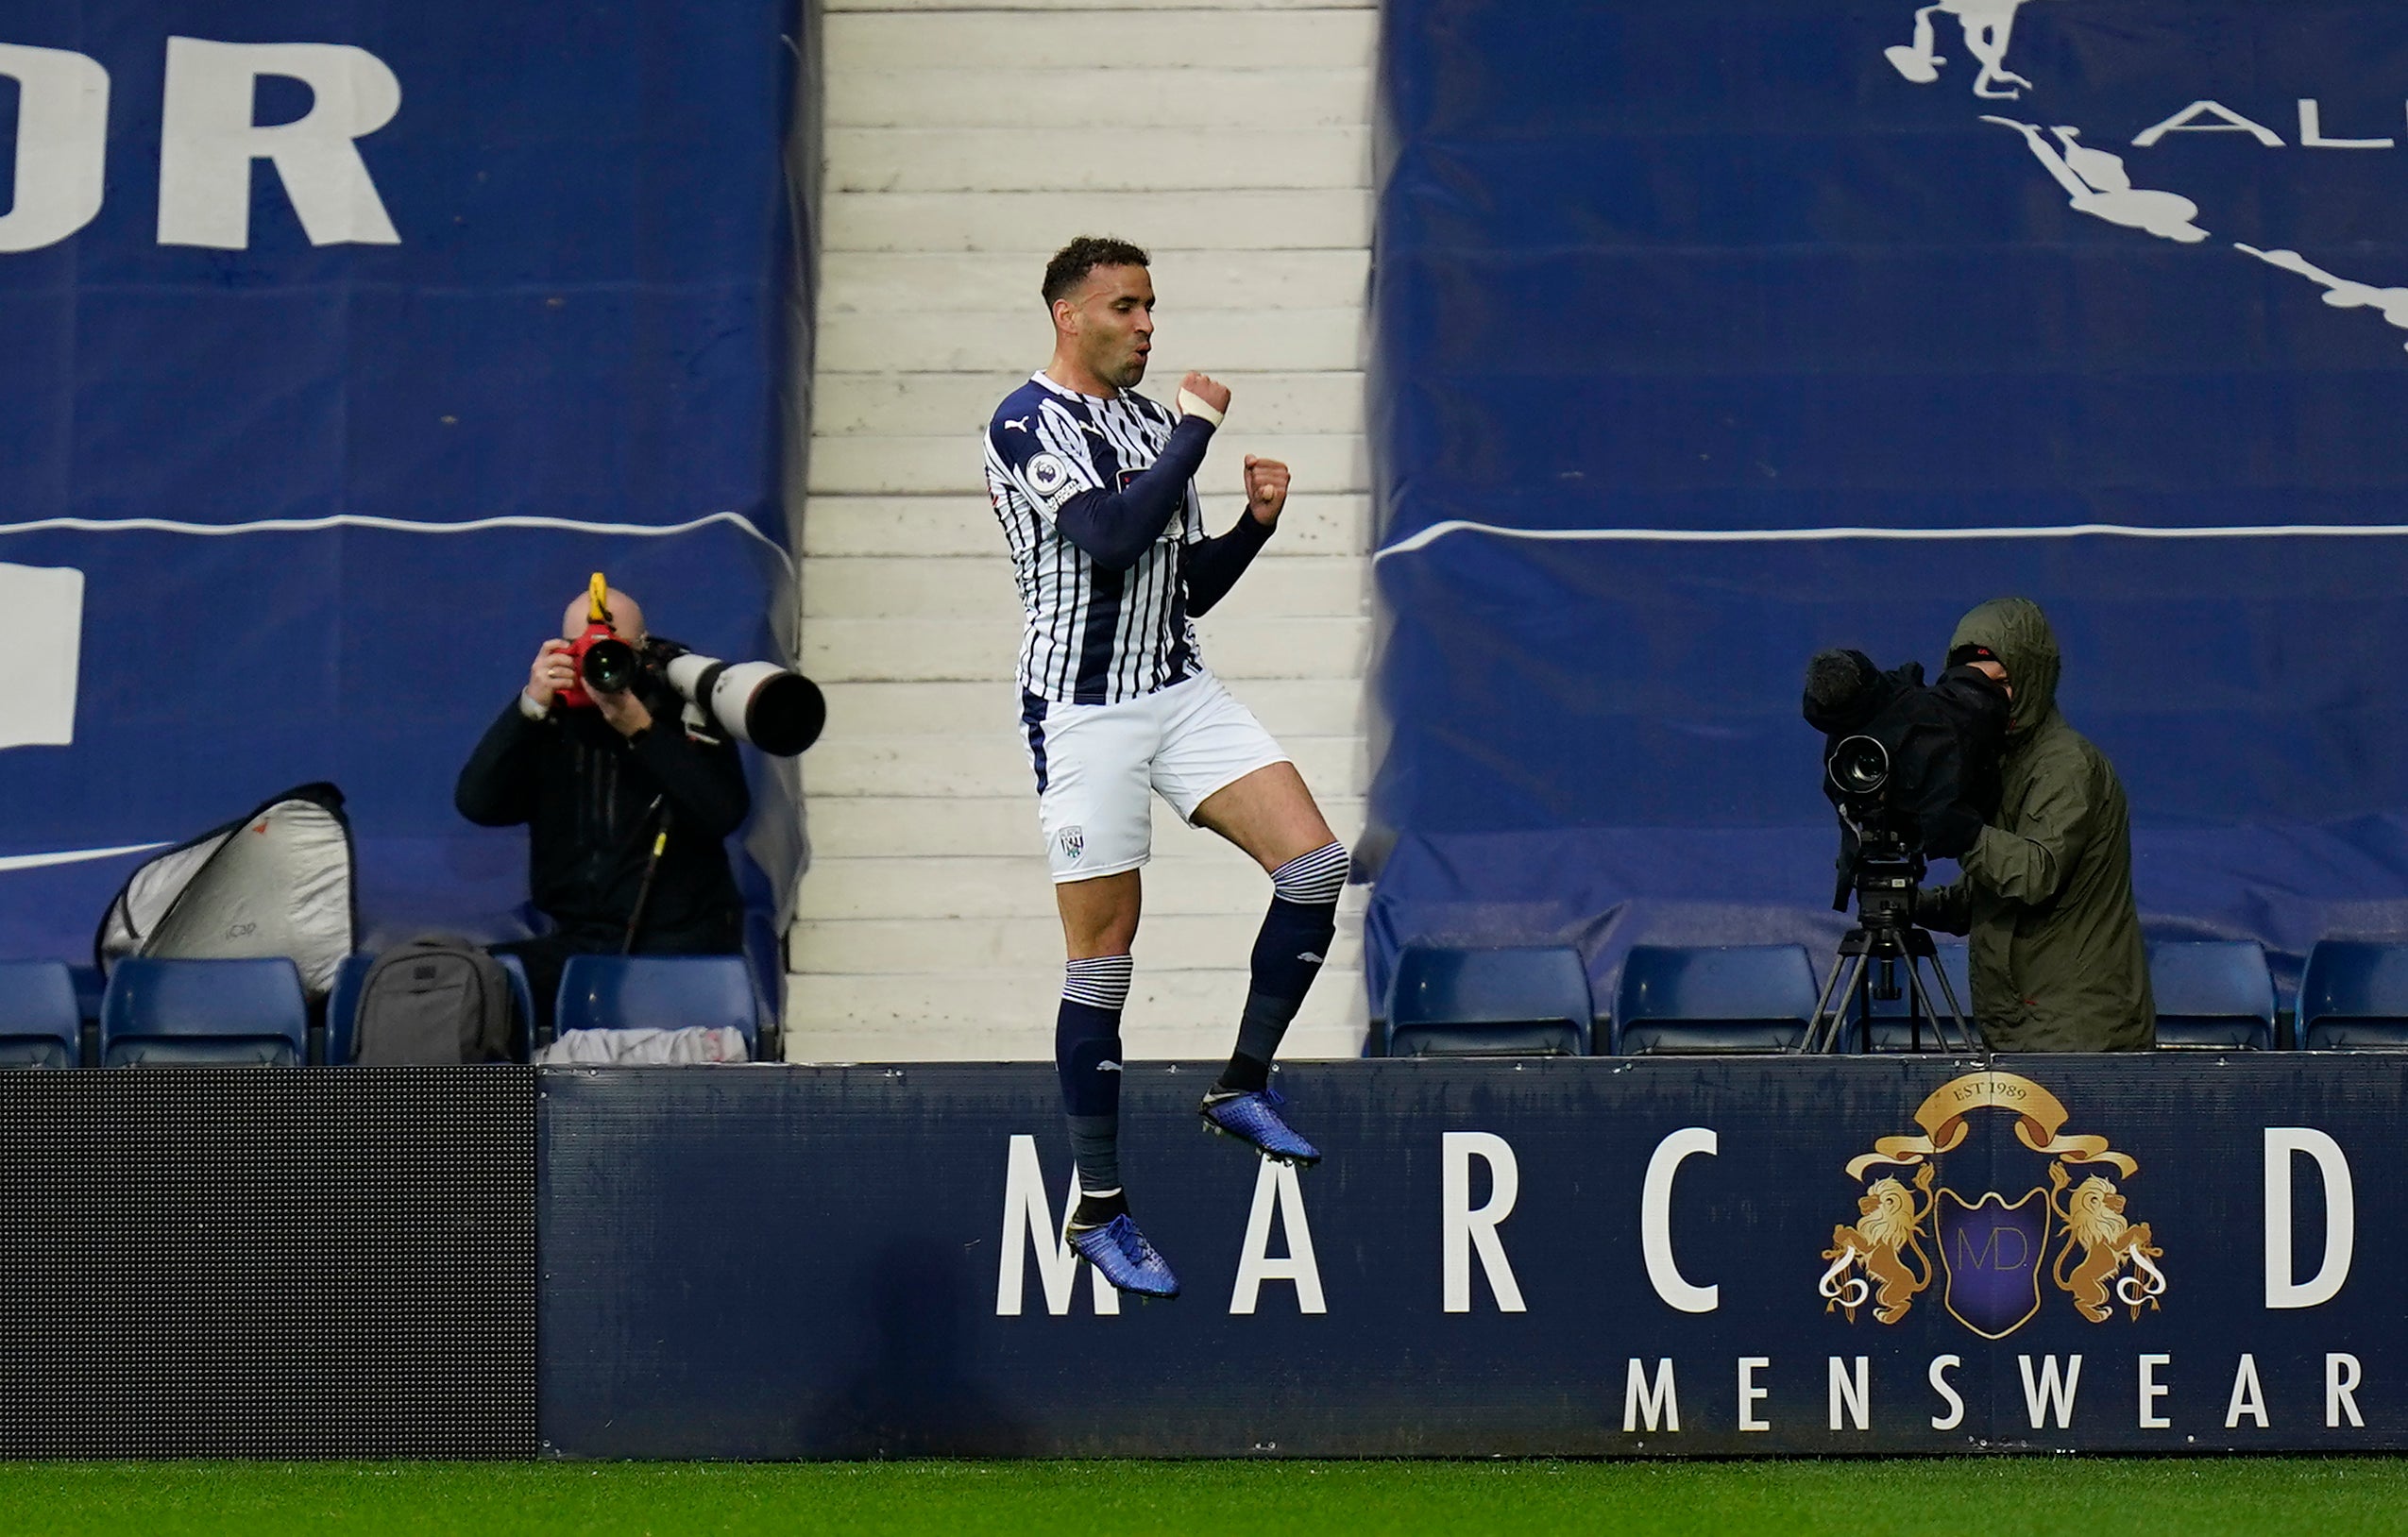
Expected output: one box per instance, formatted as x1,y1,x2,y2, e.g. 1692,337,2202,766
0,1,799,958
1368,0,2408,1010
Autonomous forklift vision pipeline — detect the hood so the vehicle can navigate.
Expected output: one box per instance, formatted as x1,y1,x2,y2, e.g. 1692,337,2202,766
1949,596,2060,735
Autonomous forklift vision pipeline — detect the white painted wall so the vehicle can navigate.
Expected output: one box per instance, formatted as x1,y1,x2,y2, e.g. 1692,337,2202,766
789,0,1376,1061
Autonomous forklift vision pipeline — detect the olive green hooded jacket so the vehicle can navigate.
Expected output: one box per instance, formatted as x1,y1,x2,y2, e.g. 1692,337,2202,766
1921,599,2155,1051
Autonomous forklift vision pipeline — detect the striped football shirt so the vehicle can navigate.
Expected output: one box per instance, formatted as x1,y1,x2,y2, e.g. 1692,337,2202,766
983,371,1209,705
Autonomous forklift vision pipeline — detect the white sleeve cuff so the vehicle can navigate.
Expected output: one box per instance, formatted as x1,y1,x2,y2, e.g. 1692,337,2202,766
518,690,550,721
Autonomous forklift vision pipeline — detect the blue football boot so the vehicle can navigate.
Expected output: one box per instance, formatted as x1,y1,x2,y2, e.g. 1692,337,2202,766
1198,1085,1322,1166
1068,1214,1181,1299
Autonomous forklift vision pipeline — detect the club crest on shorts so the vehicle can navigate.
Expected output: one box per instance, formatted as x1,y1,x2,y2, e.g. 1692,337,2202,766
1817,1071,2166,1338
1057,825,1085,863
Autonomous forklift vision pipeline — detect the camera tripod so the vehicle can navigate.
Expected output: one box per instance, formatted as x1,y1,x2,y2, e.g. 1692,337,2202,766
1795,845,1982,1056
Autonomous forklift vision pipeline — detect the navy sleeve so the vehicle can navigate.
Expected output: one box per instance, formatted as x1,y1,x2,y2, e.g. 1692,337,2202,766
1046,415,1217,571
1182,510,1274,616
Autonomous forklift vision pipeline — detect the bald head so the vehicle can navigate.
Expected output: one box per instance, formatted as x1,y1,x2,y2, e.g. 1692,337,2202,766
564,587,646,645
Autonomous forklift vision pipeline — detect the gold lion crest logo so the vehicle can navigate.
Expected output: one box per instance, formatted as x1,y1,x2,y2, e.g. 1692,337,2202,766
1819,1072,2166,1337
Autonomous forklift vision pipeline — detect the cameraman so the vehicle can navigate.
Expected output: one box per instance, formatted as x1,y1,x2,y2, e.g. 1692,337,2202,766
453,586,751,1037
1915,598,2155,1051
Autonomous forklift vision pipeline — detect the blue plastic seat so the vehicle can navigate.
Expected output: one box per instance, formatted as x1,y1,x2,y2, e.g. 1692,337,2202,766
1857,943,1973,1053
1381,944,1592,1056
0,960,83,1070
555,954,760,1051
1613,944,1818,1055
2149,940,2277,1050
323,954,375,1064
2296,940,2408,1051
100,957,307,1067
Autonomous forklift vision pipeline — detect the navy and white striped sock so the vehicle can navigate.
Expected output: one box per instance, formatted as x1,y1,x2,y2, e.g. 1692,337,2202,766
1217,841,1348,1095
1058,954,1133,1216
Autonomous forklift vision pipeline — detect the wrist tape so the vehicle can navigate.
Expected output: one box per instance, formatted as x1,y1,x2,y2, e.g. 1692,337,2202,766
1176,388,1225,428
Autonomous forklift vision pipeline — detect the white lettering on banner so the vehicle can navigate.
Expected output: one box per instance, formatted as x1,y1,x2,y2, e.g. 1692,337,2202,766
1828,1356,1870,1432
2227,1353,2270,1429
1641,1127,1719,1313
1738,1358,1772,1432
1229,1157,1325,1316
993,1135,1118,1318
2329,1354,2366,1429
0,564,83,749
2265,1128,2355,1309
2019,1354,2082,1429
2138,1354,2172,1429
0,44,109,253
2131,100,2286,148
158,37,401,249
2298,99,2395,149
1928,1355,1966,1431
1441,1131,1525,1314
1624,1358,1679,1434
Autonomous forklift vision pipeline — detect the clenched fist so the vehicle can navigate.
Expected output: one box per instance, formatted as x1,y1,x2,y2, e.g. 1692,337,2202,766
1243,454,1290,526
1180,371,1231,414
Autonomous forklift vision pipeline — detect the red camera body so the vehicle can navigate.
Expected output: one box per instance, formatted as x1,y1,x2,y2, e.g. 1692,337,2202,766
559,622,637,709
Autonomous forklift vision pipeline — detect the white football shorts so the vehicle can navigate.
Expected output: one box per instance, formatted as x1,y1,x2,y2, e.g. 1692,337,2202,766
1019,671,1290,883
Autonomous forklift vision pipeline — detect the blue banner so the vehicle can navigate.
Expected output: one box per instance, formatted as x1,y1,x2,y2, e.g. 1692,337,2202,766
540,1059,2408,1457
1367,1,2408,1006
0,1,798,957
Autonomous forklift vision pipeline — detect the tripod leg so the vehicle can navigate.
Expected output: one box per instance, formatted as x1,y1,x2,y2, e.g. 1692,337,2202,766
1806,949,1870,1056
1799,948,1855,1056
1920,956,1982,1056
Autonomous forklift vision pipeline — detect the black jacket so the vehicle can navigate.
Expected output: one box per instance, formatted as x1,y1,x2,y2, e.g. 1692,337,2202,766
454,680,750,949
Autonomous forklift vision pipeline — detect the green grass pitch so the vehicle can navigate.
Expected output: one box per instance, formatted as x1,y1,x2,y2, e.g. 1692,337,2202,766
4,1460,2406,1536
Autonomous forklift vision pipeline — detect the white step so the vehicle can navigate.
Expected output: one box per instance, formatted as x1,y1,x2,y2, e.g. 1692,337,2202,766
823,189,1374,253
799,853,1374,921
827,68,1374,131
814,307,1364,377
788,969,1364,1034
811,368,1365,437
808,429,1366,495
805,554,1366,620
806,792,1369,859
801,491,1369,557
822,250,1368,315
789,906,1365,974
805,731,1363,800
828,127,1369,194
827,9,1379,72
802,614,1371,683
815,678,1364,737
784,1018,1371,1066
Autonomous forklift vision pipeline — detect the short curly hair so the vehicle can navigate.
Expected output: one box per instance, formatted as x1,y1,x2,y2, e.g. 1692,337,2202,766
1043,235,1151,305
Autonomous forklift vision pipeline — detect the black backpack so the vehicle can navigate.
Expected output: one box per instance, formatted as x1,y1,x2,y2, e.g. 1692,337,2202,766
352,940,515,1065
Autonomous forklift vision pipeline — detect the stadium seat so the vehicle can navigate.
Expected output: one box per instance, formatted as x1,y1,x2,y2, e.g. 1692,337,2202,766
2296,939,2408,1050
1613,944,1818,1055
321,954,375,1065
100,957,307,1067
1856,942,1975,1053
496,954,538,1058
555,954,759,1051
0,960,83,1069
2149,940,2278,1050
1380,944,1592,1056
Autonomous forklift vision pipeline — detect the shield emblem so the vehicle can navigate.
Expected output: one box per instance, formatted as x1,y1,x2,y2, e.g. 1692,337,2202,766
1934,1188,2050,1339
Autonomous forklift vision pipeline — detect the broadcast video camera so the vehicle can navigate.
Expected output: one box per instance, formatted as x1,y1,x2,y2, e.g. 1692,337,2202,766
556,571,826,757
1794,649,2009,1054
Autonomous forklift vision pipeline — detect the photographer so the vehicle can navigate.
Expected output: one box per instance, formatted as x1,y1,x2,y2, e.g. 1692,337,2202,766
453,586,751,1036
1914,598,2155,1052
